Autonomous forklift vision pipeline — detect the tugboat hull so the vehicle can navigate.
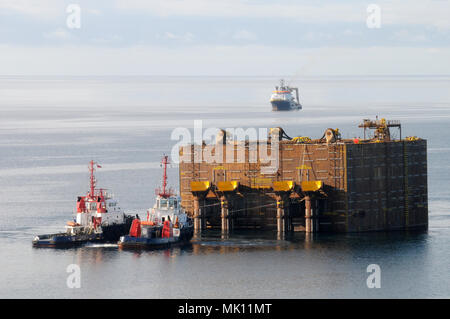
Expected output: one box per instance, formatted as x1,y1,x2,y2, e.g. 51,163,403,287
118,226,194,250
100,216,134,242
32,233,101,248
33,216,134,248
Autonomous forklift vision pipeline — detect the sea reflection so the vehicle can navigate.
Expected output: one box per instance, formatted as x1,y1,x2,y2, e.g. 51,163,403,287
39,228,431,266
72,244,121,266
186,229,431,256
16,225,436,298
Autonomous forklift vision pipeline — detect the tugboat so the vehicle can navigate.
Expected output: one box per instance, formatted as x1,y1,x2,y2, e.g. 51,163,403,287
32,161,134,248
118,156,194,249
270,79,302,111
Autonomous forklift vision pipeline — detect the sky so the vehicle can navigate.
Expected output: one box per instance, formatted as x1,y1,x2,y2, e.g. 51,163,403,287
0,0,450,76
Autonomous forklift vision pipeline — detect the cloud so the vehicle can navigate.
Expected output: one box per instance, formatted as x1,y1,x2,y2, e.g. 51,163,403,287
3,0,450,30
381,1,450,30
0,0,62,18
90,35,123,44
343,29,363,37
87,8,102,16
1,1,449,76
158,32,194,42
1,44,450,76
392,29,428,43
232,30,257,41
303,31,333,41
43,28,71,40
115,0,450,29
115,0,364,22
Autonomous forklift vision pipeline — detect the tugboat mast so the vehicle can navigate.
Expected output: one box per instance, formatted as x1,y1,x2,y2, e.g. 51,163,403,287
158,155,171,198
88,160,101,198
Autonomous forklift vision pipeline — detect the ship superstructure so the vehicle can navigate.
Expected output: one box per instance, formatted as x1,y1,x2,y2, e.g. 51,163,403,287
119,155,194,249
70,161,130,240
270,79,302,111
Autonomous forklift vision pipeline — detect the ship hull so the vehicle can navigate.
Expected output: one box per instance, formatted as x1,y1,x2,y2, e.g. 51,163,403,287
271,100,301,111
32,215,134,248
118,226,194,250
101,216,134,242
32,233,100,248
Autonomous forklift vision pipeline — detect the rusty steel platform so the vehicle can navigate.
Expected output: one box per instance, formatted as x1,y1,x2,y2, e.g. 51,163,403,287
178,119,428,233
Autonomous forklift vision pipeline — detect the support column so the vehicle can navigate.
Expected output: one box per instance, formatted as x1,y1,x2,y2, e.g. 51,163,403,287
305,195,312,233
304,232,312,247
193,196,202,232
276,197,284,233
221,196,229,233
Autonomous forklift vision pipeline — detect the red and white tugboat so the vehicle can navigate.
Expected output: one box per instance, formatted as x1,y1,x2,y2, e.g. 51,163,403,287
32,161,134,248
118,156,194,249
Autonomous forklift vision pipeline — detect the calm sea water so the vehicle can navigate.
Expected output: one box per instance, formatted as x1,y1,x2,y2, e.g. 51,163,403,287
0,75,449,298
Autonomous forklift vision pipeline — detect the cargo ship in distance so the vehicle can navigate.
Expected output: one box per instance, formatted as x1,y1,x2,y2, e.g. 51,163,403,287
32,161,134,248
118,155,194,249
270,79,302,111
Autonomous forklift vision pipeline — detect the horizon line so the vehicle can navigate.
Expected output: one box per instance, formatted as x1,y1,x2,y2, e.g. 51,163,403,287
1,74,450,78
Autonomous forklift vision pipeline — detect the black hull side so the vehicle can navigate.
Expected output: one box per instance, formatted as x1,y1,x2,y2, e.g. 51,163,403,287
32,233,101,248
119,225,194,250
179,225,194,242
271,100,301,111
32,215,135,248
101,215,134,242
